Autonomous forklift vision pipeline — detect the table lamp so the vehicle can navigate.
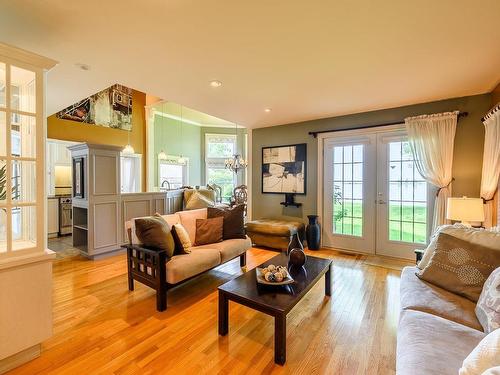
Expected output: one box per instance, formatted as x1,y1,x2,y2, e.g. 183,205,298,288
446,196,485,227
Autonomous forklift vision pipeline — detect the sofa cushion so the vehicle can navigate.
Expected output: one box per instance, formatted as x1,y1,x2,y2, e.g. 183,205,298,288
177,208,208,244
218,237,251,263
172,224,192,254
194,217,223,246
397,310,485,375
476,267,500,333
207,204,246,240
417,233,499,302
419,225,500,270
184,188,216,206
165,247,221,284
401,266,482,330
185,191,215,210
134,214,175,258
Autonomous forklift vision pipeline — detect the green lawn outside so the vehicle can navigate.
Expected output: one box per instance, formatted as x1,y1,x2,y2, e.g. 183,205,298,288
334,201,427,244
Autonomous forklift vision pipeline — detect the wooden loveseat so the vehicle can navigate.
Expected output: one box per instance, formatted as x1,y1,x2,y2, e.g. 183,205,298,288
124,208,252,311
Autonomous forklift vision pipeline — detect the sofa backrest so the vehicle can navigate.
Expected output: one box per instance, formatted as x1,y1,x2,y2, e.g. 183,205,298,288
125,208,207,245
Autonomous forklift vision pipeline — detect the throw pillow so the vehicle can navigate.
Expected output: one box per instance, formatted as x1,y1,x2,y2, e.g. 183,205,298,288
481,366,500,375
171,223,192,254
459,328,500,375
185,191,215,210
207,204,246,240
476,267,500,333
194,217,224,246
134,215,175,257
418,224,500,269
416,232,500,302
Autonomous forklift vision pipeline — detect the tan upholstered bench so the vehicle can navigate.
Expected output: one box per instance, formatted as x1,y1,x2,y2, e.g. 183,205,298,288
246,218,305,251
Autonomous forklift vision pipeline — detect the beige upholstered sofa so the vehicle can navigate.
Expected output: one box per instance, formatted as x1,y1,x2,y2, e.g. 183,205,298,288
397,266,487,375
125,208,252,311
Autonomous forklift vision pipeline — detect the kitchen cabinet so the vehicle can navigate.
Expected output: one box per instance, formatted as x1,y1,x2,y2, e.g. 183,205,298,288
46,140,75,196
47,198,59,238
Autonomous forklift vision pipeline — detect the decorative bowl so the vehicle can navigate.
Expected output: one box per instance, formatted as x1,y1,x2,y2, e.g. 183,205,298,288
256,266,294,285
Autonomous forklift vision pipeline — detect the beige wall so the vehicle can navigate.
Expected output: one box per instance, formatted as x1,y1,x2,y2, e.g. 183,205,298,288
491,82,500,105
252,94,491,222
47,90,147,191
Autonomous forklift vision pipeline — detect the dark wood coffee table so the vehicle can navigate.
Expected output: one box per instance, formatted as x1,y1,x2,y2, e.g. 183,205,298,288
218,253,332,365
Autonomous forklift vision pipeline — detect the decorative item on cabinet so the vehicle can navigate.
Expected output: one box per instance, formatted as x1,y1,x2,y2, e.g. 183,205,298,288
306,215,320,250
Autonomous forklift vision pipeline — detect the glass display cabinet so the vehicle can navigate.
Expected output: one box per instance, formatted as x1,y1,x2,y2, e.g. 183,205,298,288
0,50,53,256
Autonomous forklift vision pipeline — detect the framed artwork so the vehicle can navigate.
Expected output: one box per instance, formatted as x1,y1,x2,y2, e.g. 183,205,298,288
57,84,133,131
73,157,84,198
262,143,307,194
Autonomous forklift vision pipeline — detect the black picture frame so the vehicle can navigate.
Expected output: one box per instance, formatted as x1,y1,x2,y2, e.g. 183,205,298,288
73,157,84,198
261,143,307,195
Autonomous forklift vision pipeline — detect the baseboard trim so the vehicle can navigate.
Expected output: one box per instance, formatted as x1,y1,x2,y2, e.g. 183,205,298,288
0,344,41,374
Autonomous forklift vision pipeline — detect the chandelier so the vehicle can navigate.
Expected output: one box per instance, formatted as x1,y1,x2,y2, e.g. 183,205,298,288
225,122,247,173
225,153,248,173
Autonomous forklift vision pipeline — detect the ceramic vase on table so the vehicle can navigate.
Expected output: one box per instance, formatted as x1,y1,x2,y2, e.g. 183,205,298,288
306,215,320,250
287,233,306,267
287,232,303,255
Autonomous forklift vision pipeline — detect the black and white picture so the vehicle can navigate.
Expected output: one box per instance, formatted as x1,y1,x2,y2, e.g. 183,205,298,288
262,143,306,194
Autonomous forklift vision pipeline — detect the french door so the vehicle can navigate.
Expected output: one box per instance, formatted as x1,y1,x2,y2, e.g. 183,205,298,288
322,128,434,260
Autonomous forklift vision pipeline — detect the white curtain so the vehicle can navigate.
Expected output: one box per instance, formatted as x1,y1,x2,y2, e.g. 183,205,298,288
405,111,458,232
480,104,500,228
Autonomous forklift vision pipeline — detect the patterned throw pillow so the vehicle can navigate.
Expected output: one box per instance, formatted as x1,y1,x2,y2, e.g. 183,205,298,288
171,223,192,254
476,268,500,333
185,191,215,210
416,233,500,302
459,329,500,375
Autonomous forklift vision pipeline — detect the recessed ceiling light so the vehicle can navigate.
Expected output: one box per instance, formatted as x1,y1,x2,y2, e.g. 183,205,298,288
264,108,272,113
75,63,91,71
209,80,222,88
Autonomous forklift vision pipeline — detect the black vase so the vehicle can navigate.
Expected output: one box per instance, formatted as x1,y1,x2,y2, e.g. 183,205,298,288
306,215,320,250
287,232,303,255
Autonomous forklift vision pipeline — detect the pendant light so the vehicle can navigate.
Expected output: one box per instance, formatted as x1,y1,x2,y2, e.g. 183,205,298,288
177,104,186,165
225,122,247,173
122,90,134,154
158,101,167,160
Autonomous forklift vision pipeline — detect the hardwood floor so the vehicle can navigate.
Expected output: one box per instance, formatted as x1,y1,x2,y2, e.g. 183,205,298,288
7,248,410,375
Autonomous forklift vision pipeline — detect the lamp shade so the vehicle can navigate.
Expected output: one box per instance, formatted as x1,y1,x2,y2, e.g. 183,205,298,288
446,197,485,223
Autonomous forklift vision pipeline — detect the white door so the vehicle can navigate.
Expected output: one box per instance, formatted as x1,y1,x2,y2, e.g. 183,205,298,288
322,128,433,259
323,135,377,253
375,132,434,258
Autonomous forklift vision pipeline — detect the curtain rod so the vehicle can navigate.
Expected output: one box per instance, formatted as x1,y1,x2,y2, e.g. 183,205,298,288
481,103,499,122
308,111,469,138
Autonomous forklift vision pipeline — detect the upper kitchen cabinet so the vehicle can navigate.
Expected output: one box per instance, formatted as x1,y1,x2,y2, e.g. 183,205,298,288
46,140,76,196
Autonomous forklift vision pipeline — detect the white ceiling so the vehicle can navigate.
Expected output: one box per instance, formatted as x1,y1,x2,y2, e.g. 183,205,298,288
1,0,499,129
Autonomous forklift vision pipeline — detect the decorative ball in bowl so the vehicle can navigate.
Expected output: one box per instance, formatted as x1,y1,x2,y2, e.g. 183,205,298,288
256,265,294,285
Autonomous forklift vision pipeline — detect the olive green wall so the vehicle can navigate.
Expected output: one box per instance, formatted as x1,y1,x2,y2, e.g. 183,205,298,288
153,115,202,186
252,94,491,222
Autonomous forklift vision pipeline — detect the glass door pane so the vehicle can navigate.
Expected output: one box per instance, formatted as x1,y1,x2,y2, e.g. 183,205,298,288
333,145,364,237
387,141,427,244
11,66,36,113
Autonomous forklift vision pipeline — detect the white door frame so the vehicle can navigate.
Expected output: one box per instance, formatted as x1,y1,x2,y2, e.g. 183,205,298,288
317,124,407,252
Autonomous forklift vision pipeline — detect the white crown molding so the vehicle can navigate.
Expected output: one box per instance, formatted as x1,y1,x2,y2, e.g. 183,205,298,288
0,42,58,70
